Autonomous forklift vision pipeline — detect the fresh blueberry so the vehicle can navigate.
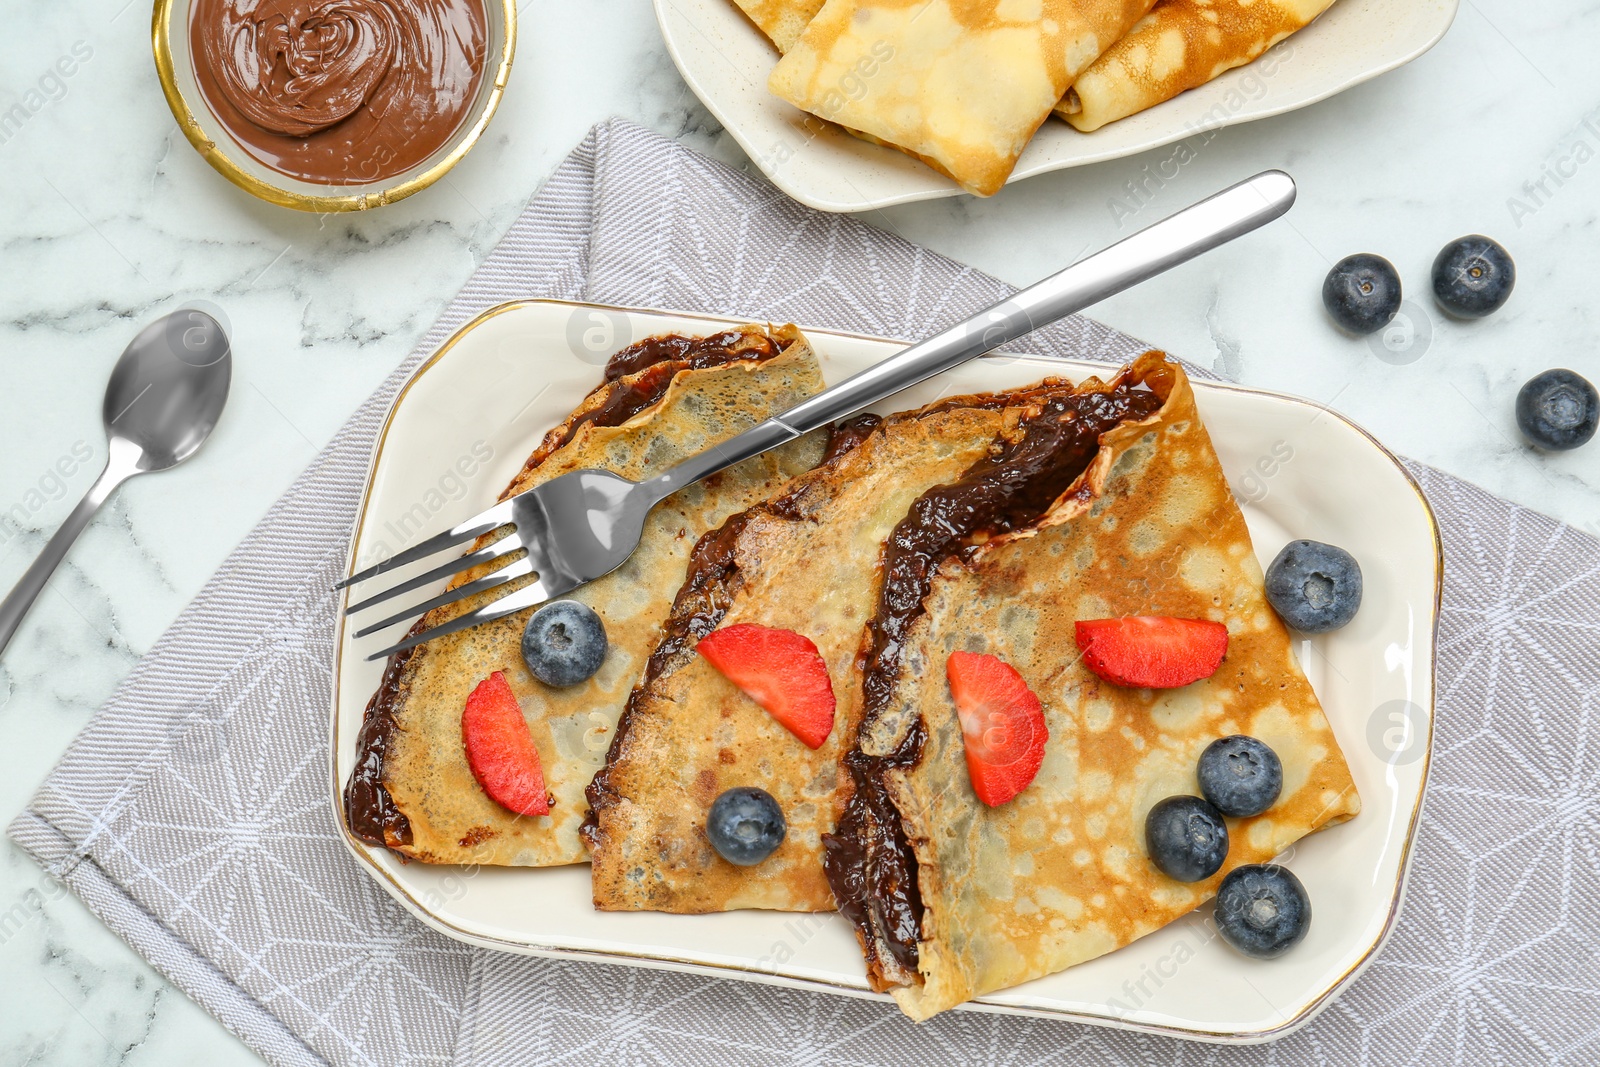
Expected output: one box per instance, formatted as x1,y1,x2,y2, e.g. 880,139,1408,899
1214,864,1312,959
1145,795,1229,882
1515,369,1598,452
1197,736,1283,818
1321,253,1402,335
1431,235,1515,319
521,600,607,687
1264,540,1362,633
707,787,786,866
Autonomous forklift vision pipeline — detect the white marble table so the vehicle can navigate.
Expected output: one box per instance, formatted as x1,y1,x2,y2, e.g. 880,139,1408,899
1,1,1595,1062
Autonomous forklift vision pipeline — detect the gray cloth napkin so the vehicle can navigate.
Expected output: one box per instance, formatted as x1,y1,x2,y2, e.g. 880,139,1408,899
11,119,1599,1066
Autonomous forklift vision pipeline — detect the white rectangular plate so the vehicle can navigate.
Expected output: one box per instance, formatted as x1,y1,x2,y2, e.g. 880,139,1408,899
331,300,1440,1043
654,0,1458,212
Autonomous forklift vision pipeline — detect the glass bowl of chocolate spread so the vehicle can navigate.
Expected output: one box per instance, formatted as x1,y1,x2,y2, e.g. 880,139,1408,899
153,0,515,211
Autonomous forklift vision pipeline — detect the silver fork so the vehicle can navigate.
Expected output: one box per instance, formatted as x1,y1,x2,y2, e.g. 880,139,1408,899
341,170,1296,660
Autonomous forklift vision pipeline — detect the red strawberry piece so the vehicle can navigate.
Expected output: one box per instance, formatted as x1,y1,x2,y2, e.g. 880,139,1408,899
946,651,1049,807
1074,616,1229,688
697,623,836,749
461,671,550,817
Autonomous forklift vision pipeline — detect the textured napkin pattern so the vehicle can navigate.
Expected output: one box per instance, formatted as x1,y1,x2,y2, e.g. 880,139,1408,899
10,120,1600,1066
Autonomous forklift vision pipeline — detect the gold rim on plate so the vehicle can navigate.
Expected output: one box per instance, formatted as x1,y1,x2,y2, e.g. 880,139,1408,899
151,0,517,213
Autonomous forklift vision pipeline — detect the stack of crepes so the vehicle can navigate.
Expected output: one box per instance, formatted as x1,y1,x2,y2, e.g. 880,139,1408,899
734,0,1339,195
346,328,1361,1020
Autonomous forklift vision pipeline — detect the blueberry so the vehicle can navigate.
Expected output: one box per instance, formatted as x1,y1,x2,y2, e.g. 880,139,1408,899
1321,253,1402,335
1214,864,1312,959
707,787,786,866
1145,795,1228,882
1197,736,1283,818
1264,540,1362,633
1515,369,1598,451
521,600,607,687
1431,235,1514,319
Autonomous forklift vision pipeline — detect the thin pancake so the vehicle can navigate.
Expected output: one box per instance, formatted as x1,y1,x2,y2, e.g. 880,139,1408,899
584,397,1019,912
344,326,827,865
730,0,823,52
1056,0,1337,131
768,0,1157,196
832,354,1360,1019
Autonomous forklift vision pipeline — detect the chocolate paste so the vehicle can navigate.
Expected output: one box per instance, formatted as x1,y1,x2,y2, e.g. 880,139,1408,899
822,373,1164,985
345,620,423,846
548,332,787,457
603,329,778,381
346,334,781,849
819,413,883,466
190,0,488,185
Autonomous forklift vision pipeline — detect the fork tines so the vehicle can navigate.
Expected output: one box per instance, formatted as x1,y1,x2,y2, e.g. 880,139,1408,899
339,499,549,661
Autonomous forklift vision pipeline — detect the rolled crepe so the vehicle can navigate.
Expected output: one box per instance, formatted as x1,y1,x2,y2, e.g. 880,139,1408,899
343,327,827,866
829,354,1361,1019
768,0,1158,196
584,398,1014,912
1056,0,1338,132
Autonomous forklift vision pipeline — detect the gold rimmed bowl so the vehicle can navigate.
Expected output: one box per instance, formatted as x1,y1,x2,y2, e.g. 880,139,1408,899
153,0,516,212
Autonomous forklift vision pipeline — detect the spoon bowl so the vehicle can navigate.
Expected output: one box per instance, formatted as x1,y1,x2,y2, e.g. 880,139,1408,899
105,309,232,471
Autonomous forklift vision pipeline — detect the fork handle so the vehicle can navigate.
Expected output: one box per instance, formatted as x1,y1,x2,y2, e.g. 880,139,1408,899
648,170,1295,500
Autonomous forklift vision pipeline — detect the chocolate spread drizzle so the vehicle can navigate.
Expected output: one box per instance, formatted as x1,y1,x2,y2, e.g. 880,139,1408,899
344,331,786,850
603,329,776,380
822,372,1164,986
819,413,883,466
345,621,424,847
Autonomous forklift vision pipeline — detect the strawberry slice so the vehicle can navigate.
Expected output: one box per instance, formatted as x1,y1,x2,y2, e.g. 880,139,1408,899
697,623,836,749
946,651,1049,807
461,671,549,817
1074,616,1229,688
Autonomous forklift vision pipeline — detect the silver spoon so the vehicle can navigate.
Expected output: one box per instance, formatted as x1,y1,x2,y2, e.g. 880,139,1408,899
0,309,231,656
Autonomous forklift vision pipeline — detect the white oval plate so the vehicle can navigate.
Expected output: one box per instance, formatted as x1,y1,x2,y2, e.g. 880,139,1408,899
653,0,1459,212
330,299,1440,1043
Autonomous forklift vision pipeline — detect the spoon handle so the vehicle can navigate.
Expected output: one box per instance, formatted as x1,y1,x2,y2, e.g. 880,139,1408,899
0,441,140,657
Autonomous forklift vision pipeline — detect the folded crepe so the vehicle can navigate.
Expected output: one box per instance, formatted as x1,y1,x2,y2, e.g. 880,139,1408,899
343,325,828,865
1056,0,1338,132
730,0,822,52
768,0,1158,196
583,397,1012,911
827,353,1361,1019
584,364,1192,912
